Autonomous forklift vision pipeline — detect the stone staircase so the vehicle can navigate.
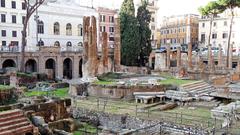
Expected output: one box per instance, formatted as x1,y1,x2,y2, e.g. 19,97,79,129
180,81,215,97
0,109,36,135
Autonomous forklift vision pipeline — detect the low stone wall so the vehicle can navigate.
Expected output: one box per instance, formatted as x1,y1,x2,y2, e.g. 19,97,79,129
51,82,69,89
0,87,17,105
23,98,71,123
121,66,149,74
48,118,75,132
71,107,208,134
88,84,171,99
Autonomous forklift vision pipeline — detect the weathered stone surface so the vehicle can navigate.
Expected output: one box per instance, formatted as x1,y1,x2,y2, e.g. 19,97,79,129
114,16,121,72
188,43,192,70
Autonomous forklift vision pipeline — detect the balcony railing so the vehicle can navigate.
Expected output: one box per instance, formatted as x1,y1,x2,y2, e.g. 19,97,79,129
0,46,20,52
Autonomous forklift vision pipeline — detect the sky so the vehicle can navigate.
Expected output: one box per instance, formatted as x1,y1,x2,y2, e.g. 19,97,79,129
77,0,212,24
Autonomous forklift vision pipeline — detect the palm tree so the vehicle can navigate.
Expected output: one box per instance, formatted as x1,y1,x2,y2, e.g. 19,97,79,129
217,0,240,68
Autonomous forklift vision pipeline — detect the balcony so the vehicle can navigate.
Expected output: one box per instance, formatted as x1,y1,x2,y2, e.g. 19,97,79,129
0,46,20,52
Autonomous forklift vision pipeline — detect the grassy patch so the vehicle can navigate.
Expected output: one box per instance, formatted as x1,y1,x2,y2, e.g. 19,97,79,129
159,79,196,86
93,80,116,85
164,107,211,118
73,123,98,135
0,85,13,91
97,72,122,81
25,88,69,98
17,72,33,77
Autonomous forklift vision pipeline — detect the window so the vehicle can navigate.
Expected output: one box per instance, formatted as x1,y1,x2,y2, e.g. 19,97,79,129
109,16,114,23
38,39,44,46
100,26,106,32
1,14,6,23
152,17,155,22
22,16,25,24
12,31,17,37
66,23,72,36
212,33,217,39
22,2,26,10
213,22,217,27
78,42,83,46
37,21,44,34
1,30,6,37
201,34,205,43
66,41,72,46
11,1,16,9
202,23,205,28
54,41,60,47
100,15,105,22
109,36,114,41
12,15,16,23
2,41,6,46
224,21,227,26
109,27,114,33
54,22,60,35
1,0,5,7
222,33,228,39
77,24,83,36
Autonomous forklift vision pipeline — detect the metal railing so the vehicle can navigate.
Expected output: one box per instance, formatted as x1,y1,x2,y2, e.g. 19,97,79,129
0,46,20,52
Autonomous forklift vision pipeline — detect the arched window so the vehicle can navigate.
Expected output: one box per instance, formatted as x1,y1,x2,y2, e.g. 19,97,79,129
78,24,83,36
38,39,44,46
37,21,44,34
54,41,60,47
78,42,83,46
66,23,72,36
54,22,60,35
66,41,72,47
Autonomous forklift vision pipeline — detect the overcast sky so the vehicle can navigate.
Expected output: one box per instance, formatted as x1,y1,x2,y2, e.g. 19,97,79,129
77,0,212,24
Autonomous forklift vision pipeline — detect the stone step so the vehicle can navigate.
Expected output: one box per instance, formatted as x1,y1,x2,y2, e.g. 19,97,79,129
181,82,207,90
0,121,30,132
0,109,21,118
0,125,33,135
0,117,27,127
187,85,213,93
182,84,211,91
181,81,205,87
0,113,24,123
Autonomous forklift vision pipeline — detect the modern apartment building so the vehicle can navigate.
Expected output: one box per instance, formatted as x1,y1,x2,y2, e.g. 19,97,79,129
135,0,159,49
0,0,25,49
159,14,199,48
199,14,240,55
97,7,118,48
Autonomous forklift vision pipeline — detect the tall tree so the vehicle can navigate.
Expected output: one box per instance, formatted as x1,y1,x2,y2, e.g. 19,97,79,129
198,1,224,69
20,0,45,72
217,0,240,68
120,0,140,66
137,0,152,66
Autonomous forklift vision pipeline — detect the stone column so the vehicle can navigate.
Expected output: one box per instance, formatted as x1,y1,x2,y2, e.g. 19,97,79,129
38,55,45,74
228,42,233,69
237,58,240,72
73,56,79,79
166,45,170,70
102,32,109,72
0,55,2,69
177,46,181,68
218,44,223,67
56,56,63,79
114,16,121,72
208,44,213,71
188,43,192,70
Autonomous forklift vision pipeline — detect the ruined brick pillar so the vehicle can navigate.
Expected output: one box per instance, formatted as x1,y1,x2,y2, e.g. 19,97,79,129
82,16,98,77
188,43,192,70
166,45,170,70
228,42,233,69
114,16,121,72
83,17,90,63
177,46,181,68
218,44,223,67
102,32,109,71
208,44,214,72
